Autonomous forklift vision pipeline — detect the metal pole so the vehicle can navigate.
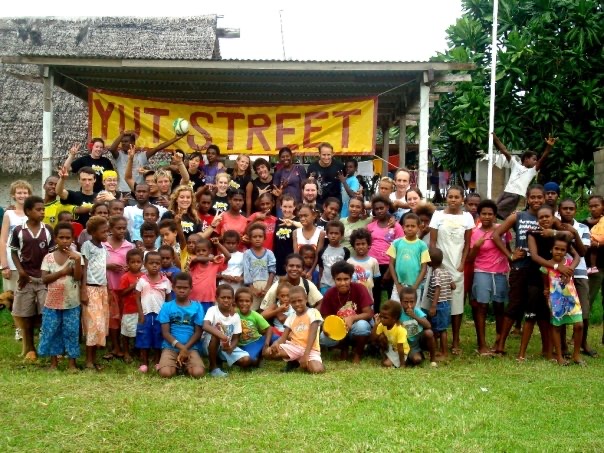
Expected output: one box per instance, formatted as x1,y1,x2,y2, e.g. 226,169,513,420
42,66,54,192
279,10,287,60
418,83,430,194
487,0,499,198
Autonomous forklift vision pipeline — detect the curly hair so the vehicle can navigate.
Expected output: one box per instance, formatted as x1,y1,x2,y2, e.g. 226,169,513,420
169,185,199,224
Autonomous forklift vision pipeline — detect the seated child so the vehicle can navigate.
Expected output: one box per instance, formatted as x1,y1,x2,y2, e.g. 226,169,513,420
118,248,144,364
370,300,409,368
157,272,206,379
399,287,437,367
201,284,252,377
265,286,325,373
236,287,276,366
261,281,294,336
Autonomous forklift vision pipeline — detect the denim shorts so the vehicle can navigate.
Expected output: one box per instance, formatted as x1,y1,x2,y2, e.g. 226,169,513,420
472,272,509,303
423,301,450,333
135,313,163,350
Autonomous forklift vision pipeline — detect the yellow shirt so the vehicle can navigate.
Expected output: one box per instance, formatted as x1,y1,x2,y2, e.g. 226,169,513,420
44,199,76,229
376,323,410,354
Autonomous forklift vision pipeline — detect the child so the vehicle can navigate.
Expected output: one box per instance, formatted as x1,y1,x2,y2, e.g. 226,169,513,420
399,287,437,366
261,280,294,336
189,237,231,313
243,223,277,311
181,233,201,272
424,247,454,359
57,210,84,242
464,193,481,224
587,195,604,274
542,235,583,365
218,230,244,291
202,284,252,377
300,244,320,287
416,203,436,246
273,195,300,276
103,215,134,360
293,204,325,271
159,245,180,300
108,199,125,217
124,183,166,244
214,190,248,242
319,261,374,363
316,197,341,231
341,196,371,250
159,219,186,265
38,222,82,370
467,200,511,355
318,220,350,294
388,213,430,305
80,216,110,370
493,133,556,219
367,195,404,308
197,191,215,233
118,248,143,363
265,286,324,373
339,158,362,218
370,300,409,368
10,195,55,360
429,185,473,355
378,176,395,199
139,221,160,255
77,202,109,248
248,193,278,250
236,287,274,366
135,251,173,373
348,228,381,301
157,272,206,379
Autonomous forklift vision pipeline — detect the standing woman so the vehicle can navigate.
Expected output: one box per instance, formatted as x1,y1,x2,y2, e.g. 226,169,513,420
162,185,202,238
273,147,307,210
228,154,254,215
429,185,474,355
405,187,423,214
250,158,274,216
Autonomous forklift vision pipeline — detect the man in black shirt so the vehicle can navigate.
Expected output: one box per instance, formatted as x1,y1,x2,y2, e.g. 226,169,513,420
63,139,114,193
56,166,98,228
307,142,344,209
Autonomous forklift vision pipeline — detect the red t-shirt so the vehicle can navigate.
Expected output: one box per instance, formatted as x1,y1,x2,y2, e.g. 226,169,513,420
119,271,142,314
319,282,373,318
190,261,227,303
198,213,215,234
248,213,277,250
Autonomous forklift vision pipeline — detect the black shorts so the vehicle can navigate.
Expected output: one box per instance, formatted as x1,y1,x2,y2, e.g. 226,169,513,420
505,268,549,321
496,192,521,219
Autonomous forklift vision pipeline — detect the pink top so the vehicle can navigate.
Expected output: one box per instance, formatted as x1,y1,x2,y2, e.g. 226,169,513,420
190,261,227,302
367,221,404,265
470,226,512,274
217,212,249,238
103,240,134,290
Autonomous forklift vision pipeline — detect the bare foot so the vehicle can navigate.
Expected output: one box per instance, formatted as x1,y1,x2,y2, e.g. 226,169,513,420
352,354,362,364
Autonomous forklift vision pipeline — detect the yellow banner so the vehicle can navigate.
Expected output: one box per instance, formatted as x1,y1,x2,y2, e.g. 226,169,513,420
88,89,377,155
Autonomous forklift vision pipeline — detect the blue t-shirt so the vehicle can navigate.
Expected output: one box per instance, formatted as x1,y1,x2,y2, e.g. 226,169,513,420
158,300,205,350
341,175,361,218
399,306,426,342
161,265,181,299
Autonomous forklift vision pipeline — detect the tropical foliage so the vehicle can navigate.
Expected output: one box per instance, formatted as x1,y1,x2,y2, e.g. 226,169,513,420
431,0,604,183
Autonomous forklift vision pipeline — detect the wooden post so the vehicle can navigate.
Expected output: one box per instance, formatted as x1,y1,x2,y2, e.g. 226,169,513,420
418,79,430,194
42,66,54,191
381,126,390,176
399,116,406,168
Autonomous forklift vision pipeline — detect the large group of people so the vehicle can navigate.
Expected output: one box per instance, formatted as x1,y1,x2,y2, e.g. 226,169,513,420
1,131,601,378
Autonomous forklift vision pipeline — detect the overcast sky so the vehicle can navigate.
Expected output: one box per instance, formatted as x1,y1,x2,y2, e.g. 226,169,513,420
1,0,463,61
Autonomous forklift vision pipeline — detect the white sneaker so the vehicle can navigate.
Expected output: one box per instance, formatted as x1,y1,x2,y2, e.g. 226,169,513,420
15,328,22,341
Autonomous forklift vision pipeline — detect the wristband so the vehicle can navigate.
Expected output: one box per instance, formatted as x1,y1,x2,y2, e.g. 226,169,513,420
171,339,179,347
553,263,559,270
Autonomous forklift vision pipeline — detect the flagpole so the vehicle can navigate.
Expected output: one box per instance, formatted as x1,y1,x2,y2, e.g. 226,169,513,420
487,0,499,198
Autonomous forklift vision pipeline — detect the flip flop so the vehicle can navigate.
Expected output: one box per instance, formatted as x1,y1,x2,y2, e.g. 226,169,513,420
581,349,598,358
103,353,116,360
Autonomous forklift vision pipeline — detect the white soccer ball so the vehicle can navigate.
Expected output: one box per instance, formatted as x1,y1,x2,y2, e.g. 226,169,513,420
173,118,189,135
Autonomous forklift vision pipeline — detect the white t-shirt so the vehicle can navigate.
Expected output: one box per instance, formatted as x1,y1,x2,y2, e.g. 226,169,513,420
219,250,244,291
135,274,171,315
572,220,590,280
3,210,26,270
124,204,167,241
202,305,242,342
504,157,538,196
115,151,149,192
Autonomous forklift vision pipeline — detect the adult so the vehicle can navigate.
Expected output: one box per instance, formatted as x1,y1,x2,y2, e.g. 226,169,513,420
404,187,423,214
319,261,373,364
98,170,121,202
273,147,307,207
544,181,560,211
42,175,75,229
161,185,202,238
109,130,185,194
56,166,98,228
227,154,253,215
197,144,226,186
250,158,274,216
184,152,207,191
260,253,323,311
63,140,114,193
307,142,344,209
390,168,411,222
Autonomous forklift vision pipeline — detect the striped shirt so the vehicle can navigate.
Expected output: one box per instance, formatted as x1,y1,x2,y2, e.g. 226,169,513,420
426,267,453,304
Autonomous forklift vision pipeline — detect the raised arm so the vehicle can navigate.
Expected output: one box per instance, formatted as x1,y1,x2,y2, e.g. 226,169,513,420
535,135,557,171
145,134,185,160
56,167,70,200
492,133,512,162
125,144,136,192
62,143,81,173
173,153,190,186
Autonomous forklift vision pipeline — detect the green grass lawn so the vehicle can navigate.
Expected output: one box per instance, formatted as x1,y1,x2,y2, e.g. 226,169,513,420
1,305,604,452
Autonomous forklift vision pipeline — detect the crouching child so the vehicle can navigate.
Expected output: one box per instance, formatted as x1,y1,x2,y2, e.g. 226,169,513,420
370,300,409,368
399,287,437,367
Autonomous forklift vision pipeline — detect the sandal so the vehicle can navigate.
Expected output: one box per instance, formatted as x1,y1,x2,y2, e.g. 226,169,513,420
581,349,598,358
102,353,115,360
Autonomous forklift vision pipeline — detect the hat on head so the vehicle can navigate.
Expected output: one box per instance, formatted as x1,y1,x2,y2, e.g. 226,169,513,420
544,182,560,194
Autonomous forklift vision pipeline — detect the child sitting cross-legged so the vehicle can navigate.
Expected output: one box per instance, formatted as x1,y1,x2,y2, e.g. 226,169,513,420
370,300,409,368
235,287,276,367
265,286,325,373
157,272,206,379
201,284,252,378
